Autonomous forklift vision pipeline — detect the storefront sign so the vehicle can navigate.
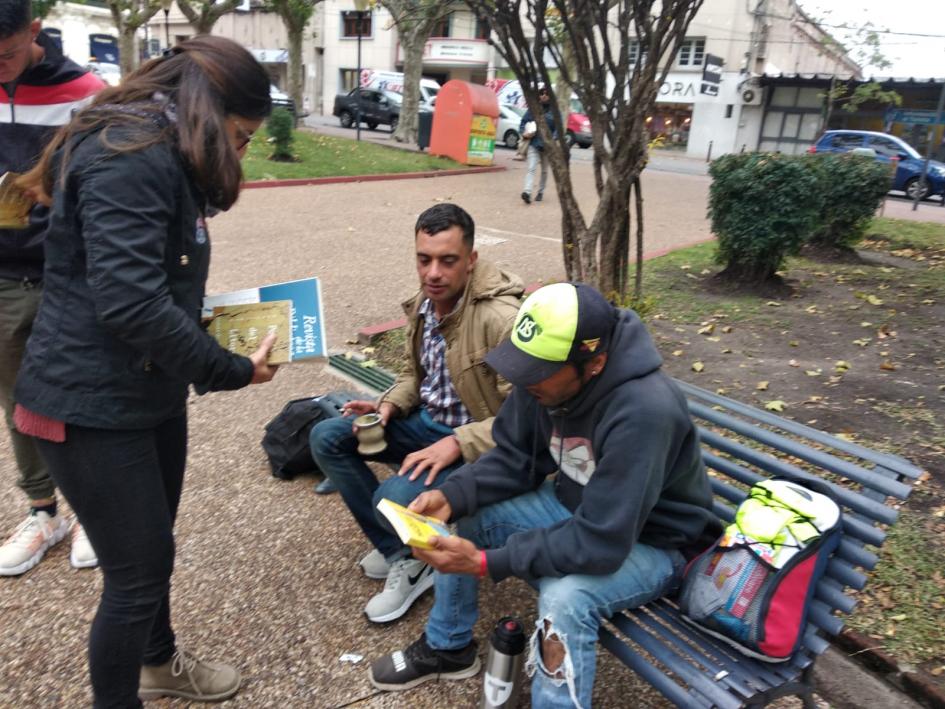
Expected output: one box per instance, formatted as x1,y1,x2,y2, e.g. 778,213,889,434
887,109,943,126
400,39,489,66
657,72,722,104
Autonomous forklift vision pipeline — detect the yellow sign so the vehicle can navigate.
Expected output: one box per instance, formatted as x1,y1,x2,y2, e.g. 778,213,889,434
467,114,496,166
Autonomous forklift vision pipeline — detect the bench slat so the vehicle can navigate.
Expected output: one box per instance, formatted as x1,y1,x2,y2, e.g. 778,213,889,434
689,402,914,500
677,381,924,480
825,557,867,590
808,600,845,637
816,578,857,615
606,613,747,708
598,626,711,708
645,601,776,694
630,608,760,700
700,436,899,525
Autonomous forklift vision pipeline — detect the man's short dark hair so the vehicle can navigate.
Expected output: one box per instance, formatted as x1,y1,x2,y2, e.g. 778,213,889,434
414,203,475,250
0,0,31,39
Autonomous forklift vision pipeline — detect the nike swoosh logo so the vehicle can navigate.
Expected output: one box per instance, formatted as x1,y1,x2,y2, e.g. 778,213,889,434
408,565,430,586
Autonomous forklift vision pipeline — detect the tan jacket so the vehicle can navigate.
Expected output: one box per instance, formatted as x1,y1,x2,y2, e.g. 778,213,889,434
380,259,524,463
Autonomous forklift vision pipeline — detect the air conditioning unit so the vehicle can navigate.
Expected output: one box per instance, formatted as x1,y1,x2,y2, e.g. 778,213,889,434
741,86,763,106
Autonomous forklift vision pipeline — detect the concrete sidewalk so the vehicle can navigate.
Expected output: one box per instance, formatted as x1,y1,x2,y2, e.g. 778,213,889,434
0,147,930,707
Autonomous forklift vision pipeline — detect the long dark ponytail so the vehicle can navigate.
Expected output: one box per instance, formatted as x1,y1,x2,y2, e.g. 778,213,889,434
25,35,271,210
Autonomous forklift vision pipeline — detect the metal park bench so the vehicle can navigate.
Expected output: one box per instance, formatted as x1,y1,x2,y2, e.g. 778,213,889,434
327,355,922,708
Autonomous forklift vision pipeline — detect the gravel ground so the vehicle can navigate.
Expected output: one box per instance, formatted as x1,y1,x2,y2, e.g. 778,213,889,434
0,164,828,708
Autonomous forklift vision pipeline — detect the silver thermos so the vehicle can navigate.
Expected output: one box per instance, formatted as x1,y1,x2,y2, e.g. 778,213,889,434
480,616,526,709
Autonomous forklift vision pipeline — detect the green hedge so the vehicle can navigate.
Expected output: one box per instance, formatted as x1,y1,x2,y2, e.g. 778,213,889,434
708,153,820,282
266,108,295,161
809,154,891,249
708,152,893,281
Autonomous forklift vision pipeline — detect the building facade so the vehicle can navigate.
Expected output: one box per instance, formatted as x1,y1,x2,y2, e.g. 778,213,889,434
616,0,861,159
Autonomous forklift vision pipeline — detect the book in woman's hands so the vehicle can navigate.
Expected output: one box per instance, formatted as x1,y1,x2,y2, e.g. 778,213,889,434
376,498,451,550
207,300,292,364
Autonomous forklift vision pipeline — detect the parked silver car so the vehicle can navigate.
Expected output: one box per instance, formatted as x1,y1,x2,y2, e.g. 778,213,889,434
497,103,526,149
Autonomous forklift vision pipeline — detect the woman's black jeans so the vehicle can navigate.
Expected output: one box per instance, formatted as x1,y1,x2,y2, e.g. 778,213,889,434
37,415,187,709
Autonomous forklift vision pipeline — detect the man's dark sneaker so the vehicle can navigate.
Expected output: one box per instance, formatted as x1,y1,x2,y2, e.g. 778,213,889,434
535,192,543,202
314,477,337,495
369,633,480,691
521,191,531,205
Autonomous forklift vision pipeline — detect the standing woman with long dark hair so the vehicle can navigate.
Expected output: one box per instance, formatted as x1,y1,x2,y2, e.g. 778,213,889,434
13,36,278,706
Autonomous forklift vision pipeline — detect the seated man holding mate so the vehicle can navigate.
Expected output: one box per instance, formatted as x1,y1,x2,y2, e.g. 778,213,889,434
309,203,523,623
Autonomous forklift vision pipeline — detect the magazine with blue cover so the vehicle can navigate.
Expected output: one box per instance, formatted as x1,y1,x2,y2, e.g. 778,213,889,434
202,277,327,362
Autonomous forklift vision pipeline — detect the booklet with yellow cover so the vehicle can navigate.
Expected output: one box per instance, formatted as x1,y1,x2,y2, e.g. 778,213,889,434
376,498,451,550
207,300,292,364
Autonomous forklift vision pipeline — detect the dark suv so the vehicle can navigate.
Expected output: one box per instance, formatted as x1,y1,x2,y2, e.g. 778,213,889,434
809,130,945,201
332,88,401,132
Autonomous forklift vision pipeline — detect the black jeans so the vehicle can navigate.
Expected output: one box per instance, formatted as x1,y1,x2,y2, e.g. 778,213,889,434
37,415,187,709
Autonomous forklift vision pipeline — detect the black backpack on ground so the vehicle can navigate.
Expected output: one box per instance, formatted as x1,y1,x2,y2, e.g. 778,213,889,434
261,391,358,479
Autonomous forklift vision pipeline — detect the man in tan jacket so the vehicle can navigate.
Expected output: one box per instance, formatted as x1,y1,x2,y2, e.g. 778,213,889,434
310,203,523,623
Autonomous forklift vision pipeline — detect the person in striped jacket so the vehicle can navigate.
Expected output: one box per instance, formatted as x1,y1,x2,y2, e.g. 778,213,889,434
0,0,103,576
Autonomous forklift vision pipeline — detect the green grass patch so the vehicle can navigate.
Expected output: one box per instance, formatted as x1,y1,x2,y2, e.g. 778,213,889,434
864,217,945,252
242,128,464,181
847,513,945,663
637,242,765,323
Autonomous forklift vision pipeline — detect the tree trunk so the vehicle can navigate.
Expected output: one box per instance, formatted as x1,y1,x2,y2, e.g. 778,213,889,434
118,26,138,76
394,31,425,144
633,176,644,301
287,25,304,126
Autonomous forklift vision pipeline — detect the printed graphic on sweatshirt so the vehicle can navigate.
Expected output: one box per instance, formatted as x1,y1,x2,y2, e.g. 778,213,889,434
549,430,596,485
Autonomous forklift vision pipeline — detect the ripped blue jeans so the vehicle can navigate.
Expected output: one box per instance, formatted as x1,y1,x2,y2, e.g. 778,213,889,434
425,479,685,709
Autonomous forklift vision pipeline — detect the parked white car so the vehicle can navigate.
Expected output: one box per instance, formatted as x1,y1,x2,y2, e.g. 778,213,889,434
84,61,121,87
497,103,526,149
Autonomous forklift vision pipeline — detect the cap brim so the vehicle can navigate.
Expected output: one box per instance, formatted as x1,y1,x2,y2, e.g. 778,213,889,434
484,338,567,388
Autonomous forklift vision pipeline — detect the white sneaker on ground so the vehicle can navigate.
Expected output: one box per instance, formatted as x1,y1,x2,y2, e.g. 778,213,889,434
364,558,434,623
0,511,69,576
70,521,98,569
359,549,391,580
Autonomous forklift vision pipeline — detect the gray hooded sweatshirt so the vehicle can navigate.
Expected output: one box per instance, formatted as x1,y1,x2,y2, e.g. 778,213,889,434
437,308,717,583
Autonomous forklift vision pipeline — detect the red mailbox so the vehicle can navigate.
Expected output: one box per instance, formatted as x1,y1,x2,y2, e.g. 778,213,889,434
429,80,499,166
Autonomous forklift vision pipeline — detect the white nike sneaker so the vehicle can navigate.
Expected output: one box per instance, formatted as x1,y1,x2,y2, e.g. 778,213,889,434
0,511,69,576
364,558,434,623
70,521,98,569
359,548,391,580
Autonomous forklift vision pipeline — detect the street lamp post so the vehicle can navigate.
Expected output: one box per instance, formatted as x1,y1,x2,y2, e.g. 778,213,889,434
160,0,173,49
354,0,369,142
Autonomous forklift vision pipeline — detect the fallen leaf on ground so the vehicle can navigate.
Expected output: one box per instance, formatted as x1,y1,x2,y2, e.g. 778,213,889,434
805,369,822,377
756,381,769,391
722,326,733,333
853,338,871,347
835,361,851,372
764,400,786,412
789,359,799,367
789,340,799,347
360,359,377,368
691,361,705,373
765,301,781,307
866,294,884,305
672,349,684,357
361,346,376,354
834,432,856,442
716,388,727,395
879,360,897,371
697,324,715,335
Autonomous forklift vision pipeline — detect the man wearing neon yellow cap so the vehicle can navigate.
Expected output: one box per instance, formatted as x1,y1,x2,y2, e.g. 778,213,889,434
370,282,717,708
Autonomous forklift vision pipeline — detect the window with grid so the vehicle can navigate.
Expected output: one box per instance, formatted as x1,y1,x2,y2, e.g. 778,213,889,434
677,38,705,67
341,11,372,38
628,39,647,66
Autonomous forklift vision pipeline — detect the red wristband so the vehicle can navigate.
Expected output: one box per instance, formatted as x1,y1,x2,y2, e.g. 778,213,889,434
479,550,488,579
